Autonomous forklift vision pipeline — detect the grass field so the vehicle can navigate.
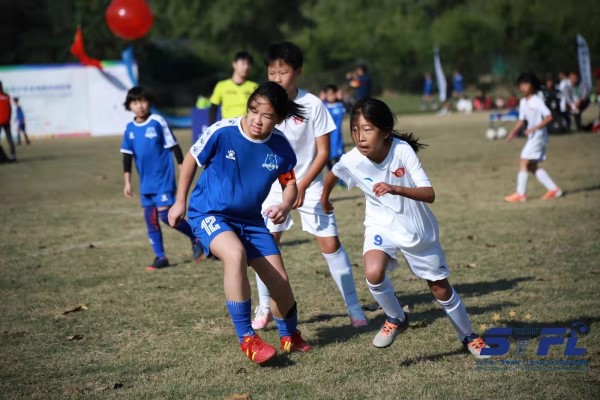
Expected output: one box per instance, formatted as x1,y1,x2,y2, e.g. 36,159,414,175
1,112,599,399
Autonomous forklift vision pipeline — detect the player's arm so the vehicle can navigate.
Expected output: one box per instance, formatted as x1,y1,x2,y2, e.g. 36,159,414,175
525,114,553,135
208,104,219,125
171,144,184,165
507,120,525,141
321,170,339,214
265,170,298,224
373,184,435,203
122,153,133,198
294,134,330,209
168,152,197,227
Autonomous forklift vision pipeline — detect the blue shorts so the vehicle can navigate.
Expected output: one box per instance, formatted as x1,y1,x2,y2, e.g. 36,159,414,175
189,214,280,260
141,192,175,208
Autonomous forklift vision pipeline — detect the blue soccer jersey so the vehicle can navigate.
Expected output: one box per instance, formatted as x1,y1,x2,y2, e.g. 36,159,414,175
120,114,178,195
188,118,297,225
324,101,345,159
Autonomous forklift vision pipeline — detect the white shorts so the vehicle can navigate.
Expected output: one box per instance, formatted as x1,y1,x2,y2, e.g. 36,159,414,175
520,136,547,161
363,226,449,281
262,186,338,237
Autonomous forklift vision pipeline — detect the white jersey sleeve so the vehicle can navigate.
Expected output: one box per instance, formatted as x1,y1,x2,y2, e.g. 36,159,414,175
331,152,357,189
536,96,551,118
400,143,431,188
190,123,221,167
518,98,526,121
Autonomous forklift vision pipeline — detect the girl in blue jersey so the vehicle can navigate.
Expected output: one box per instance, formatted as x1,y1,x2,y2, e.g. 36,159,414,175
120,87,203,271
169,82,312,365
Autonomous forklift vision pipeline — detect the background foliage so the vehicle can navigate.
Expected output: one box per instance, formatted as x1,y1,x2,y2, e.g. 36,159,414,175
1,0,598,106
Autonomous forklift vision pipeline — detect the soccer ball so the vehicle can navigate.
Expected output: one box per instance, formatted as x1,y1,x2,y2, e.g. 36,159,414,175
485,128,497,140
496,127,508,139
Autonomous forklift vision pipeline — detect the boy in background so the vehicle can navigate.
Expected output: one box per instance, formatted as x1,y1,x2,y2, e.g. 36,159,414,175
322,84,345,170
13,97,30,145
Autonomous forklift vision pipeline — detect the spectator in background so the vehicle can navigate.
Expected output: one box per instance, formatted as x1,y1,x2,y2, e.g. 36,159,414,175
421,72,436,110
452,70,464,97
209,51,258,124
322,84,345,171
542,76,567,134
13,97,30,145
0,82,16,161
456,95,473,114
566,71,590,131
348,64,372,103
557,71,572,130
472,89,492,111
506,92,519,109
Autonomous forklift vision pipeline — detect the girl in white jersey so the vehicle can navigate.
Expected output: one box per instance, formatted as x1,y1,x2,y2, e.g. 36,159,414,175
505,73,562,202
321,98,490,358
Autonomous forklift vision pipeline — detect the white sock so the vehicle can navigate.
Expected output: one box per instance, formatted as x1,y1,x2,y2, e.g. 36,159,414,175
322,246,360,308
254,273,271,309
367,277,405,322
535,168,558,191
516,171,528,195
436,287,473,340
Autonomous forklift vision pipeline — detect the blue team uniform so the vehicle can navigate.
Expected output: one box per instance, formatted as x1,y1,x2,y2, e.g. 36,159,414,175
16,106,25,128
324,101,345,160
453,73,464,94
423,77,433,96
189,117,297,259
120,114,178,207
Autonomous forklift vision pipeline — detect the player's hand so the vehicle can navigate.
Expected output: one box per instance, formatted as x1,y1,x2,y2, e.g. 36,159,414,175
506,131,517,142
321,196,334,214
293,182,307,209
373,182,397,197
524,128,534,136
168,201,186,227
264,205,289,225
123,182,133,198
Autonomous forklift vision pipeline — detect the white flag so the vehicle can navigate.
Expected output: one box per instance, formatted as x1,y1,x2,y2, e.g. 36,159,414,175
434,47,447,102
577,34,592,92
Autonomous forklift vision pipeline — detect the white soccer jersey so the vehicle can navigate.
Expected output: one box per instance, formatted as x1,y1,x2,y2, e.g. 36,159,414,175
333,138,439,250
518,95,551,140
273,89,336,191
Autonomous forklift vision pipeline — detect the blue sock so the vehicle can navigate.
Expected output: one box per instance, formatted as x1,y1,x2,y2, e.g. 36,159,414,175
226,299,254,342
274,303,298,337
144,207,165,258
158,209,196,242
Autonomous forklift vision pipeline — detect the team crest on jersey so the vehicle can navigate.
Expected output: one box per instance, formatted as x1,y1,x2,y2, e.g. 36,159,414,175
391,167,405,178
129,131,134,139
292,116,303,125
262,154,278,171
226,149,236,160
160,193,169,202
145,127,158,139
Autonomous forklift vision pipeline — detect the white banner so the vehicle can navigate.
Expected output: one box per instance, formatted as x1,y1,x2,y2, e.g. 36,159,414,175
0,62,136,137
577,34,592,92
434,47,447,102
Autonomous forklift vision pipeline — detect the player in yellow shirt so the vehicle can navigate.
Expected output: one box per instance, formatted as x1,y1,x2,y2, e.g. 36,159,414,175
209,51,258,124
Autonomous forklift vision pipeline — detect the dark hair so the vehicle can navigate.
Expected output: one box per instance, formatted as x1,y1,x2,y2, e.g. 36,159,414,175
516,73,541,92
13,97,19,102
324,84,338,92
350,98,426,153
124,86,153,110
247,82,305,122
264,42,303,70
357,64,368,73
233,51,253,65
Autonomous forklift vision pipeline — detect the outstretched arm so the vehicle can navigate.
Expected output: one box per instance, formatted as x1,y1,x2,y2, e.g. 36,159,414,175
321,170,338,214
168,152,197,227
372,183,435,203
507,120,525,142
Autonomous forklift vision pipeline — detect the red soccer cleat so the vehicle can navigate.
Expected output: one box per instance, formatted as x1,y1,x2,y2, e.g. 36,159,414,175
280,330,312,353
239,334,277,365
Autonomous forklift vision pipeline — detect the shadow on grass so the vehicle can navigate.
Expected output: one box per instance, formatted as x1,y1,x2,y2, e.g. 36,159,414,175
280,239,311,247
263,353,296,368
399,348,467,367
564,184,600,196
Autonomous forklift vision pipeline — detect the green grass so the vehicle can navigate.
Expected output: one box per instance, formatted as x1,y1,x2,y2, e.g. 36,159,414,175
1,113,599,399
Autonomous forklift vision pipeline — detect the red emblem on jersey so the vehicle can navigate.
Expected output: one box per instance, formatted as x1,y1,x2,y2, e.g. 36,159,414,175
392,167,405,177
292,116,303,125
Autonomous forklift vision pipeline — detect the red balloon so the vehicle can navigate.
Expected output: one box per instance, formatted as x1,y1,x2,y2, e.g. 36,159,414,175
106,0,154,40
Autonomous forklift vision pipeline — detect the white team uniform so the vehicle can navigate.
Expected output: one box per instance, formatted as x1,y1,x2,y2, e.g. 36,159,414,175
518,95,551,161
262,89,338,237
332,139,449,281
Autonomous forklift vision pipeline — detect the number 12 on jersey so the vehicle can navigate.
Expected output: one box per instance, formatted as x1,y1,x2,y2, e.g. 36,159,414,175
201,216,221,236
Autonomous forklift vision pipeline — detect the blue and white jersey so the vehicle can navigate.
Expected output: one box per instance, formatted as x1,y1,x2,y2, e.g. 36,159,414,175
120,114,178,195
189,117,297,225
324,101,345,159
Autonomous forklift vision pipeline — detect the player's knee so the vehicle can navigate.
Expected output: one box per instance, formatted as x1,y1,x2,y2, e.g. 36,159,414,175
427,279,451,301
364,264,385,285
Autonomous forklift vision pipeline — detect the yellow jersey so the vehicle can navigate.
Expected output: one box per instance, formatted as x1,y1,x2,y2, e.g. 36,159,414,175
209,79,258,119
